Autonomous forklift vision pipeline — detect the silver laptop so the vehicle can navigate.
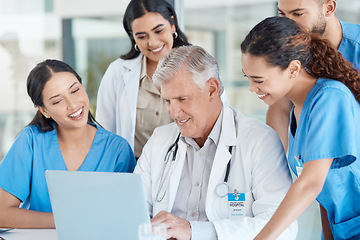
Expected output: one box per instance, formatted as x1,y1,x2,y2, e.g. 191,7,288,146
45,170,150,240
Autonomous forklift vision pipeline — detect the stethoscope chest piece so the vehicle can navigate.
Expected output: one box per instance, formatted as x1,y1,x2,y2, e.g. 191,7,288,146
216,182,229,198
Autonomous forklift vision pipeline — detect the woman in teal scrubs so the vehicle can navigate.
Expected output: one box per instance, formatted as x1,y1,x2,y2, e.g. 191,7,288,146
241,17,360,240
0,60,136,228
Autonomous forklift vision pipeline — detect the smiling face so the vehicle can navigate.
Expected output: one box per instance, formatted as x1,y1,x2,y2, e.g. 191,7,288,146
241,53,295,105
38,71,89,130
160,68,221,147
131,12,175,65
278,0,326,35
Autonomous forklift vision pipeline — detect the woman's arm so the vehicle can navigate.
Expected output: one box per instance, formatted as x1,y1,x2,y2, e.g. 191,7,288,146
254,158,333,240
266,98,293,153
0,188,55,228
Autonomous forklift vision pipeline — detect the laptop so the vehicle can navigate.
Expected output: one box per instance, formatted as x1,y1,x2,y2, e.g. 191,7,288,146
45,170,150,240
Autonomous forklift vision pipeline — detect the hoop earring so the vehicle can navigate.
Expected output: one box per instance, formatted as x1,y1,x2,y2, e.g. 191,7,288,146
134,44,139,51
174,32,178,39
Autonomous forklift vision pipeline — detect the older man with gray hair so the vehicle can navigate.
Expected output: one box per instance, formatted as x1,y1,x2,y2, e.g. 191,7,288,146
134,45,298,240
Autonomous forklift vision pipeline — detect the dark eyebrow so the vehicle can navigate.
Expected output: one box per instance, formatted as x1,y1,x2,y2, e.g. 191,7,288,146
69,82,77,89
278,6,306,14
49,94,60,100
277,5,305,13
242,69,262,79
289,8,305,14
134,24,164,36
48,82,78,100
152,24,164,31
135,32,145,36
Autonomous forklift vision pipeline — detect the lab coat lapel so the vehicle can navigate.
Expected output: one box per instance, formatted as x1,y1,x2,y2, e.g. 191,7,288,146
122,54,142,126
167,139,187,212
207,106,237,218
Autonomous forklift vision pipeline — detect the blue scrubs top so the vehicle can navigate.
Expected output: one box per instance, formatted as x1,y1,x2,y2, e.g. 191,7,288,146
0,123,136,213
339,21,360,71
288,78,360,240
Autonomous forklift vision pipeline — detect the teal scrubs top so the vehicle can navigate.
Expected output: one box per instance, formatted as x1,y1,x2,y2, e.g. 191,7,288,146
339,21,360,71
0,123,136,213
288,78,360,240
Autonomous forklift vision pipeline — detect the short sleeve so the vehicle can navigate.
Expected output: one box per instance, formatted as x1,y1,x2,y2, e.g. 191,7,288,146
0,127,34,202
304,86,357,168
114,138,136,173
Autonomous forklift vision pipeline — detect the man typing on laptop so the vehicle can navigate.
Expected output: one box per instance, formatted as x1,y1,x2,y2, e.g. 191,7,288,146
134,46,298,240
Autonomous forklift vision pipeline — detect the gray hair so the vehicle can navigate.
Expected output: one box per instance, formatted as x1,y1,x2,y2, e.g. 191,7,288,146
153,45,224,96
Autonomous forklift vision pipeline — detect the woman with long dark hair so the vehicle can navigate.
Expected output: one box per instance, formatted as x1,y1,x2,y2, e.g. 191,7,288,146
96,0,190,158
0,59,136,228
241,16,360,239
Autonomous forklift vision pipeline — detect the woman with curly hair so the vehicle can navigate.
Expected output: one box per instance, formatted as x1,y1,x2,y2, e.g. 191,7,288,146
241,16,360,239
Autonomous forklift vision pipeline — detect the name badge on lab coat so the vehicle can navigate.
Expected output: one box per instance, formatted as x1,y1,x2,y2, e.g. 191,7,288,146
228,191,245,219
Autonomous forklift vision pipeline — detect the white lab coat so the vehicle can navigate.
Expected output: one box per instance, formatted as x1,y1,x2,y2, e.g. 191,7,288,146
95,54,230,150
134,105,298,240
96,54,143,149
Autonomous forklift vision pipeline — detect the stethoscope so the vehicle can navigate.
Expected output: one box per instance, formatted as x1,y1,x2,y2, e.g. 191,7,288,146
215,145,232,198
156,109,237,202
156,133,181,202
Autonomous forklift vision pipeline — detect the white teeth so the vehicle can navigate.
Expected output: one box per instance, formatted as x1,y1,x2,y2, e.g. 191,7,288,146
151,45,164,53
69,107,83,117
179,118,189,123
258,93,268,98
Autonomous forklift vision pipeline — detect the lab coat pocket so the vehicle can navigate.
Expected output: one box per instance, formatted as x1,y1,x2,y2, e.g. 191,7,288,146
332,215,360,240
244,191,254,217
217,193,229,219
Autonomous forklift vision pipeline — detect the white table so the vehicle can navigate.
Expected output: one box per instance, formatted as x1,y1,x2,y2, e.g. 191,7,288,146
0,229,57,240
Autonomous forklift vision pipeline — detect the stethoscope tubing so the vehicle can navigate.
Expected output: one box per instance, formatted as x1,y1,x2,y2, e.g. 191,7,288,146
156,108,238,201
156,133,181,202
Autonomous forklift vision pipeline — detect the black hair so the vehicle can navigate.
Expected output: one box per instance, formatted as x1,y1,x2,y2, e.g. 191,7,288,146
27,59,97,132
121,0,190,60
241,16,360,102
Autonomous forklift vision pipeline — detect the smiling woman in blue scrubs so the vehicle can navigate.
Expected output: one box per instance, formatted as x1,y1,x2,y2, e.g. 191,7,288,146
241,17,360,240
0,60,136,229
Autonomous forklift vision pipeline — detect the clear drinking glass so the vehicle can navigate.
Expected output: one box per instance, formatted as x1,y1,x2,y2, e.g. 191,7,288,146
138,222,166,240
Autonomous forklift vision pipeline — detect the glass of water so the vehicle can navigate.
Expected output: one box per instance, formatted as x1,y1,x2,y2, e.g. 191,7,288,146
138,222,166,240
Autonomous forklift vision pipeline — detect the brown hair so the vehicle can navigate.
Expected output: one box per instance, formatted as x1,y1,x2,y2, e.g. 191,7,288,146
241,16,360,103
308,36,360,101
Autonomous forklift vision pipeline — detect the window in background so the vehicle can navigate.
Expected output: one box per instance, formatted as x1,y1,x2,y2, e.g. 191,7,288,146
70,16,130,108
184,1,278,121
0,0,61,159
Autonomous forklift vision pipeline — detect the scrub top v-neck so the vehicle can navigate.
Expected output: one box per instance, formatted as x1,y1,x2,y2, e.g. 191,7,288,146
288,78,360,239
0,123,136,212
